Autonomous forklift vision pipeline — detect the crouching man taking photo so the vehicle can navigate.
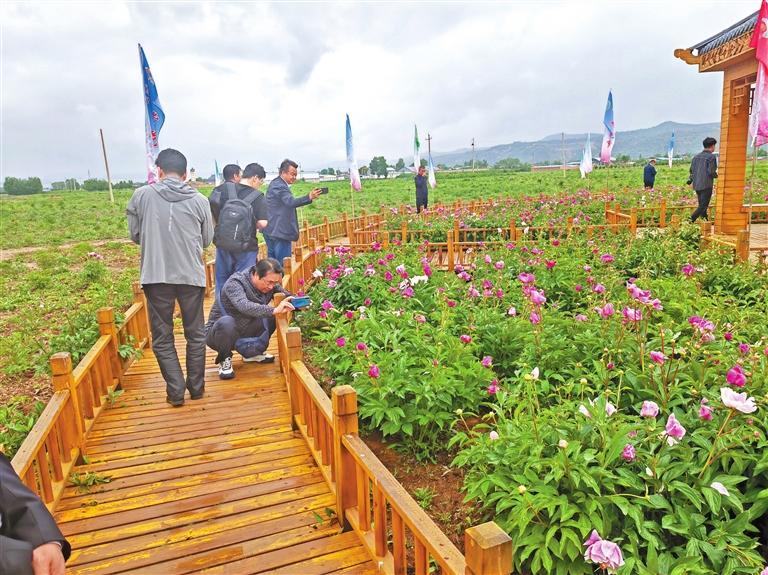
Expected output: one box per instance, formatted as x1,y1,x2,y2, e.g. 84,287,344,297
205,258,294,379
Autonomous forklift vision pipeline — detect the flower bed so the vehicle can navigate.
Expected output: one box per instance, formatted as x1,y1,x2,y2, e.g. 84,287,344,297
299,221,768,574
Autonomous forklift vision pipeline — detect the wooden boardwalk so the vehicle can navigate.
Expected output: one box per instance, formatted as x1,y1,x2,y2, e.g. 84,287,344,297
54,300,377,575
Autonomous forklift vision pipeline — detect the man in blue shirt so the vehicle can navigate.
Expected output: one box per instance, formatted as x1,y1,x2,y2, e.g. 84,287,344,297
263,159,322,263
643,158,657,189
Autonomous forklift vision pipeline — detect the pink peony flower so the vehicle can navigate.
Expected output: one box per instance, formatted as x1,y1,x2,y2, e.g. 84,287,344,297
606,361,615,370
545,259,557,269
621,444,636,462
368,364,380,378
600,253,615,264
574,284,583,292
640,401,659,418
481,356,493,368
517,272,535,284
575,314,588,322
665,413,686,441
345,310,355,320
319,310,328,319
724,331,733,341
356,342,368,352
321,299,334,311
487,379,499,394
738,343,750,355
699,404,713,421
622,307,643,322
529,311,541,325
583,531,624,572
494,261,505,270
460,334,472,344
446,299,457,308
414,314,426,324
681,263,695,276
597,303,615,319
720,387,757,413
364,298,372,306
529,289,547,306
592,283,606,294
649,351,667,365
384,271,393,282
507,306,517,316
726,365,747,387
335,337,346,347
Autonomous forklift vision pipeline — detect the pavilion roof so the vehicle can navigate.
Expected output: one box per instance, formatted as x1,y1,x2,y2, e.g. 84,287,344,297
689,11,757,55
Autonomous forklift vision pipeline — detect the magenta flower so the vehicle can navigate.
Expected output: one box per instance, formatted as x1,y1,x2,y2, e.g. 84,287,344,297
574,284,583,292
487,379,499,394
597,303,615,319
724,331,733,341
545,259,557,269
481,356,493,368
364,298,372,306
621,444,636,462
665,413,686,442
600,253,615,264
575,314,588,322
321,299,334,311
529,289,547,306
726,365,747,387
583,530,624,572
460,334,472,344
423,264,432,277
383,271,393,282
699,404,713,421
494,261,505,270
507,306,517,316
640,401,659,418
551,239,560,247
622,307,642,322
529,311,541,325
484,254,492,264
368,364,380,378
738,343,750,355
356,342,368,352
395,264,407,278
319,310,328,319
345,310,355,320
414,314,426,324
517,272,535,284
681,263,695,276
649,351,667,365
592,283,606,294
401,286,414,298
335,337,346,347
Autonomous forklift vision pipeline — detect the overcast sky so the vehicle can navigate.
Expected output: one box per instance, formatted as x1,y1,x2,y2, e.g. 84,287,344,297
0,1,760,184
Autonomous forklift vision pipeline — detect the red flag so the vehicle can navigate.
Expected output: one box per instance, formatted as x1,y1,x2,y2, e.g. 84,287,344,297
750,1,768,146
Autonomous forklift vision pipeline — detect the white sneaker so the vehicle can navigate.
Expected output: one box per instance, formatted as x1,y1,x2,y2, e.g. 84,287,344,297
242,352,275,364
218,357,235,379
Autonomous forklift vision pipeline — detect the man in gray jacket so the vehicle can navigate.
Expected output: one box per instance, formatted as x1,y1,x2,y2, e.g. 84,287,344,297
263,159,323,263
127,149,214,406
688,137,718,223
205,258,294,379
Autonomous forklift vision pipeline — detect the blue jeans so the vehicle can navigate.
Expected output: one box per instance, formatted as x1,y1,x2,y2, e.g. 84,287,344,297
205,315,274,362
215,247,258,300
264,235,293,264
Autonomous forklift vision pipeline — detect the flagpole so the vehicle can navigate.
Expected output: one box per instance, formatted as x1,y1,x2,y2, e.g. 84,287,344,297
748,144,757,237
99,128,115,204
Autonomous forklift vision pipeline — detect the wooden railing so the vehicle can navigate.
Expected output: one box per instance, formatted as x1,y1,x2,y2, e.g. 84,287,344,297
11,293,152,508
273,304,513,574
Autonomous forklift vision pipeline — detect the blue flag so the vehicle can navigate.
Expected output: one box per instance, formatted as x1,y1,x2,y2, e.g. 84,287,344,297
600,91,615,164
346,114,361,191
667,132,675,168
139,44,165,183
214,160,222,186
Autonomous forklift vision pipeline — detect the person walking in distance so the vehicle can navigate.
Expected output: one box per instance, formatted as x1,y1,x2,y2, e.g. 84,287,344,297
643,158,657,190
689,137,718,222
209,162,268,299
127,149,214,406
415,165,428,213
263,159,323,263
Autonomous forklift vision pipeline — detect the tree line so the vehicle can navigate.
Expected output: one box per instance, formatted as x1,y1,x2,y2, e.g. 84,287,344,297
1,177,141,195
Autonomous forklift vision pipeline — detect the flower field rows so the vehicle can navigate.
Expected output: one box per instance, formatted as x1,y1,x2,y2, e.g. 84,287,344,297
299,212,768,574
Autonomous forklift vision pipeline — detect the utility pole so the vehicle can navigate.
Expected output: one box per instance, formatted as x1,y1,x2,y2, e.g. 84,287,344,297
99,128,115,204
561,132,566,176
426,133,432,156
471,138,475,172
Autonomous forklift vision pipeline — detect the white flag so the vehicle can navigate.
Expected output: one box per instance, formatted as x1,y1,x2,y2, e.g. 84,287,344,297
579,134,593,178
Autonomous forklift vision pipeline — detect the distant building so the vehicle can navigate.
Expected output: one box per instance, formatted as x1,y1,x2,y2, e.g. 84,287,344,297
531,164,580,172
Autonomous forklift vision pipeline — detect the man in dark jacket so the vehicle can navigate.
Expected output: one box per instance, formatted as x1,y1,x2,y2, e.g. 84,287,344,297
689,137,718,222
643,158,657,189
126,149,214,406
1,453,70,575
209,163,269,299
415,165,428,213
205,258,295,379
263,159,322,263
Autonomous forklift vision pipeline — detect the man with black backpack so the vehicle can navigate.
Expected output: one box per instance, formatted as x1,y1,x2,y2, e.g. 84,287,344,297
209,163,269,299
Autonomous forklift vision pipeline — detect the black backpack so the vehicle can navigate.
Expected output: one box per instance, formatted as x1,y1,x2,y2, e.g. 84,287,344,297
214,182,259,252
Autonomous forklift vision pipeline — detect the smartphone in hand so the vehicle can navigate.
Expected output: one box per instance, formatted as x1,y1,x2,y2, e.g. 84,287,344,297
318,187,329,194
291,296,312,310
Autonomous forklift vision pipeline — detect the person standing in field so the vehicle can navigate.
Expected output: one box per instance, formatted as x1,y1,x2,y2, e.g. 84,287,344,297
643,158,657,189
688,137,718,222
415,164,428,213
127,148,214,407
263,159,322,263
209,162,269,300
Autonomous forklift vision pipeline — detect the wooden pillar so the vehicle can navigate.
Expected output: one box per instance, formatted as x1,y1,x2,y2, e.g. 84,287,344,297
97,308,123,388
286,327,303,430
465,522,513,575
659,199,667,229
131,282,150,345
699,220,712,251
715,65,754,234
51,353,85,457
332,386,359,527
453,219,460,243
446,228,454,269
401,221,407,244
282,257,293,292
670,214,680,230
736,229,750,261
630,208,638,235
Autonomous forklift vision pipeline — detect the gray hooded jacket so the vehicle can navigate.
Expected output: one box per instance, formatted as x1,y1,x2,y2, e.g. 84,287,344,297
127,177,214,287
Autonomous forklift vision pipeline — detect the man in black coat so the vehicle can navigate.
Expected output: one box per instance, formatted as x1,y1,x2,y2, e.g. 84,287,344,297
1,453,70,575
689,137,718,222
643,158,657,189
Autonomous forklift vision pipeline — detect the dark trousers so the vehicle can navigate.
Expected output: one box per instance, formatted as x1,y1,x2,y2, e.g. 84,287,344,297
205,315,275,364
690,188,713,222
416,194,428,213
264,235,292,264
143,283,206,402
214,247,258,300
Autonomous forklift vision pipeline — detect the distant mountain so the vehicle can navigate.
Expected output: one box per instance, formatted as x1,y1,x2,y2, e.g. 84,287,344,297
432,121,720,166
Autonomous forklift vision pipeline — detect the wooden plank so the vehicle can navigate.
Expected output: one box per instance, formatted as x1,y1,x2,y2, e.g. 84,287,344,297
257,546,375,575
68,496,338,573
11,392,69,476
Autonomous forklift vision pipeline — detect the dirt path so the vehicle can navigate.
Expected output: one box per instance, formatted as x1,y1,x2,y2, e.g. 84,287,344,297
0,238,133,261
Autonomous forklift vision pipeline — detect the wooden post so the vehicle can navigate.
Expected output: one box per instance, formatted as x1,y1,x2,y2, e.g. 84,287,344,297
659,199,667,229
332,386,359,527
509,219,517,242
465,522,513,575
97,307,123,388
566,217,574,238
453,219,460,243
343,212,352,241
324,216,331,240
131,282,150,345
400,221,407,244
604,201,611,224
282,257,293,292
447,228,455,269
286,327,303,430
699,221,711,250
670,214,680,230
630,208,638,235
736,230,750,262
382,230,390,249
51,353,85,457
